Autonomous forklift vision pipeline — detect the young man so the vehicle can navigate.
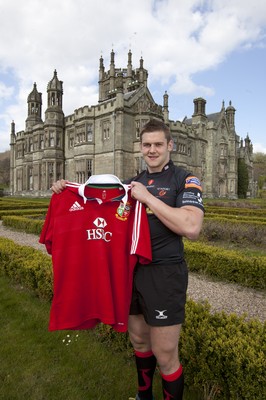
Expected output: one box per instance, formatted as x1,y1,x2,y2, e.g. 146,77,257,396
51,119,204,399
127,120,204,400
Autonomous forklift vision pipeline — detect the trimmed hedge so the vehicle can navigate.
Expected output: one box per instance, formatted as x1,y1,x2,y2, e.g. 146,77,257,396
0,237,53,300
205,206,266,217
180,300,265,400
0,209,47,219
204,213,266,224
185,241,266,290
2,215,45,235
201,219,266,248
0,238,265,399
2,215,265,290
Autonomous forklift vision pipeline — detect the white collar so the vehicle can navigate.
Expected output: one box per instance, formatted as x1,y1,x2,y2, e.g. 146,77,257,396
78,174,129,205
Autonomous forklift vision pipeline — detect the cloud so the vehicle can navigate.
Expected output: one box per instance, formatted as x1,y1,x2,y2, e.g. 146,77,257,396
0,82,14,100
0,0,265,152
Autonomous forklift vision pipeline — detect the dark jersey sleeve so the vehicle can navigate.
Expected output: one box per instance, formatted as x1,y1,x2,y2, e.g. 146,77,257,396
176,172,204,211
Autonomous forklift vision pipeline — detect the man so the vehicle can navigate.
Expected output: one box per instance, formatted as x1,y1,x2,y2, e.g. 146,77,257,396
52,119,204,399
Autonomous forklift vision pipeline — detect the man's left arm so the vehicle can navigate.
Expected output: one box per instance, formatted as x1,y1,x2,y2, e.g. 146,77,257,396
131,181,204,240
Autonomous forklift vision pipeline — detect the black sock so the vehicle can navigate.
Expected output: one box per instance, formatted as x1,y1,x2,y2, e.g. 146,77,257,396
161,364,184,400
135,350,157,400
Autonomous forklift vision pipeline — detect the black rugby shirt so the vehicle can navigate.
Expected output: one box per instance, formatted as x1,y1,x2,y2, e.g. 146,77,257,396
132,160,204,264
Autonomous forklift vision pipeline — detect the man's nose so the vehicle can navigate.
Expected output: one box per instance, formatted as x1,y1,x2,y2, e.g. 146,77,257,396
149,144,156,152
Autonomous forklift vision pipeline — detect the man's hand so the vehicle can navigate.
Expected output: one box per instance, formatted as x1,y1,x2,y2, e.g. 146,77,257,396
51,179,67,194
130,181,152,204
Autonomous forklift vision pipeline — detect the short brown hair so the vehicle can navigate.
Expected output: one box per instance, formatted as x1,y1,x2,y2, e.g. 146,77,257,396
140,119,172,143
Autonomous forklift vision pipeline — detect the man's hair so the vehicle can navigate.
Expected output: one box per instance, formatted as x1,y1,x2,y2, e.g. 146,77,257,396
140,119,172,143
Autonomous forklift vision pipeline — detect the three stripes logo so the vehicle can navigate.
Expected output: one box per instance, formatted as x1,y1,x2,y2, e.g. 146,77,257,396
69,201,84,212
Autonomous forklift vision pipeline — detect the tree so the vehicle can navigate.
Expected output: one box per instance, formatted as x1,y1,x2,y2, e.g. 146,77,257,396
253,152,266,190
0,155,10,187
238,158,249,198
253,152,266,197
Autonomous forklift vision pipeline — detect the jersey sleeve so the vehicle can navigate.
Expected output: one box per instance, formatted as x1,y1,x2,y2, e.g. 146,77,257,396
130,200,152,264
39,196,55,254
176,173,204,211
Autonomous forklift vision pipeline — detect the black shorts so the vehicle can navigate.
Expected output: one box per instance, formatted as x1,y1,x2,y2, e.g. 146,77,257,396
129,261,188,326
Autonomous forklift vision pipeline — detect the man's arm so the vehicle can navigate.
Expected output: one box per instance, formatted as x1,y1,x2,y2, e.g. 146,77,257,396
131,181,204,240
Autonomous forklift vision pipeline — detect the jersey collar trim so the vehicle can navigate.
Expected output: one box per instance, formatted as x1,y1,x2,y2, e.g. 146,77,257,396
78,174,129,205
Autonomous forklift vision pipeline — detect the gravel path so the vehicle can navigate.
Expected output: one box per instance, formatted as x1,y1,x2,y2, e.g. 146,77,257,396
0,221,265,323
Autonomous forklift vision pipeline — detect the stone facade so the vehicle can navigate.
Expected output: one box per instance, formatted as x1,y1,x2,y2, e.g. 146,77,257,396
10,50,254,198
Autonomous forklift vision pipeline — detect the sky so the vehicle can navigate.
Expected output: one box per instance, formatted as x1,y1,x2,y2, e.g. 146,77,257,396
0,0,265,153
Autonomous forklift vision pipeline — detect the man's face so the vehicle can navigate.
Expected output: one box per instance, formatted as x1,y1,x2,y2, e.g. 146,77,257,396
140,130,173,173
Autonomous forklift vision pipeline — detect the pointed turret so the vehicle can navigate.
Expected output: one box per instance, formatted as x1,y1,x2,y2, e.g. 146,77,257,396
26,82,42,128
163,91,169,122
47,70,63,108
109,49,115,92
225,100,236,129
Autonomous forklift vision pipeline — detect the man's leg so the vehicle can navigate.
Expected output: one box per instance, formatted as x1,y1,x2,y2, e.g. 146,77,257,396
150,324,184,400
128,315,156,400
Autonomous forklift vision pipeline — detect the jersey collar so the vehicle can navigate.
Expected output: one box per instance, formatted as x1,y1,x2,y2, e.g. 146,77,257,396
78,174,129,205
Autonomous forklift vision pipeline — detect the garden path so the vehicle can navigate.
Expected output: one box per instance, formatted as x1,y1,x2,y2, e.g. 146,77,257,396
0,221,265,323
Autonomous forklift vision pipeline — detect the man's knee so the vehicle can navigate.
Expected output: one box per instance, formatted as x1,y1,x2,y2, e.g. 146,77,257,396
128,315,151,350
150,325,181,373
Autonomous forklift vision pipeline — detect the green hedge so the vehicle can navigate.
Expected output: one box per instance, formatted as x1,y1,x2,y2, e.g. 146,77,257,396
185,241,266,290
0,238,265,399
205,206,266,217
2,215,45,235
204,213,266,224
0,209,47,219
0,237,53,300
201,218,266,247
180,301,265,400
2,215,265,290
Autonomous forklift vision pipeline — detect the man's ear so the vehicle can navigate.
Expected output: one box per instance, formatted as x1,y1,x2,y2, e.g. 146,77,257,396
168,139,174,151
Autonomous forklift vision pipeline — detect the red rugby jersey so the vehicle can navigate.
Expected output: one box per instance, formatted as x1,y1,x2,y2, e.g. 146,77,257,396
40,175,152,332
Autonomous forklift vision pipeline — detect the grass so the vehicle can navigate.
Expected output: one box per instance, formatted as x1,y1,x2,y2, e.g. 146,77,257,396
0,275,138,399
0,274,199,400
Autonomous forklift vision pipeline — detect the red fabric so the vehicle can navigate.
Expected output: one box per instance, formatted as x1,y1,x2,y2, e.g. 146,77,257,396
40,184,152,332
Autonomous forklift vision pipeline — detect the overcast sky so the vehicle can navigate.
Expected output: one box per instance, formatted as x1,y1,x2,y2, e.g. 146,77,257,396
0,0,265,153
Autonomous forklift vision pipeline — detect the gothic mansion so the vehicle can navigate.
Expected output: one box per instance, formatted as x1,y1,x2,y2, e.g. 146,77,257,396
10,50,254,198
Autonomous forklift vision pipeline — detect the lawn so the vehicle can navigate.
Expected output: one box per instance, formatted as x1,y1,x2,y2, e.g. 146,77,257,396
0,274,139,400
0,275,199,400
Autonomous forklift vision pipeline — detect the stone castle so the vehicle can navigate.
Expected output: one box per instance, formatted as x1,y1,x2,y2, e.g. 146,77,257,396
10,50,254,198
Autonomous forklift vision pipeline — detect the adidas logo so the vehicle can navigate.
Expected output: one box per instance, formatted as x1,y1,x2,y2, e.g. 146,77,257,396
69,201,84,212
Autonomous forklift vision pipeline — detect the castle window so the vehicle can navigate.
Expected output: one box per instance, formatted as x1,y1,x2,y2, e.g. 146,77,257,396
87,159,93,177
178,143,186,154
173,138,177,151
136,121,140,139
56,162,62,181
136,119,149,140
87,125,93,142
49,132,55,147
28,167,33,190
102,121,110,141
56,135,61,147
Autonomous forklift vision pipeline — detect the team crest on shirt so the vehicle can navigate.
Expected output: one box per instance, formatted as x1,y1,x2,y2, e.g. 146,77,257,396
116,201,131,221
